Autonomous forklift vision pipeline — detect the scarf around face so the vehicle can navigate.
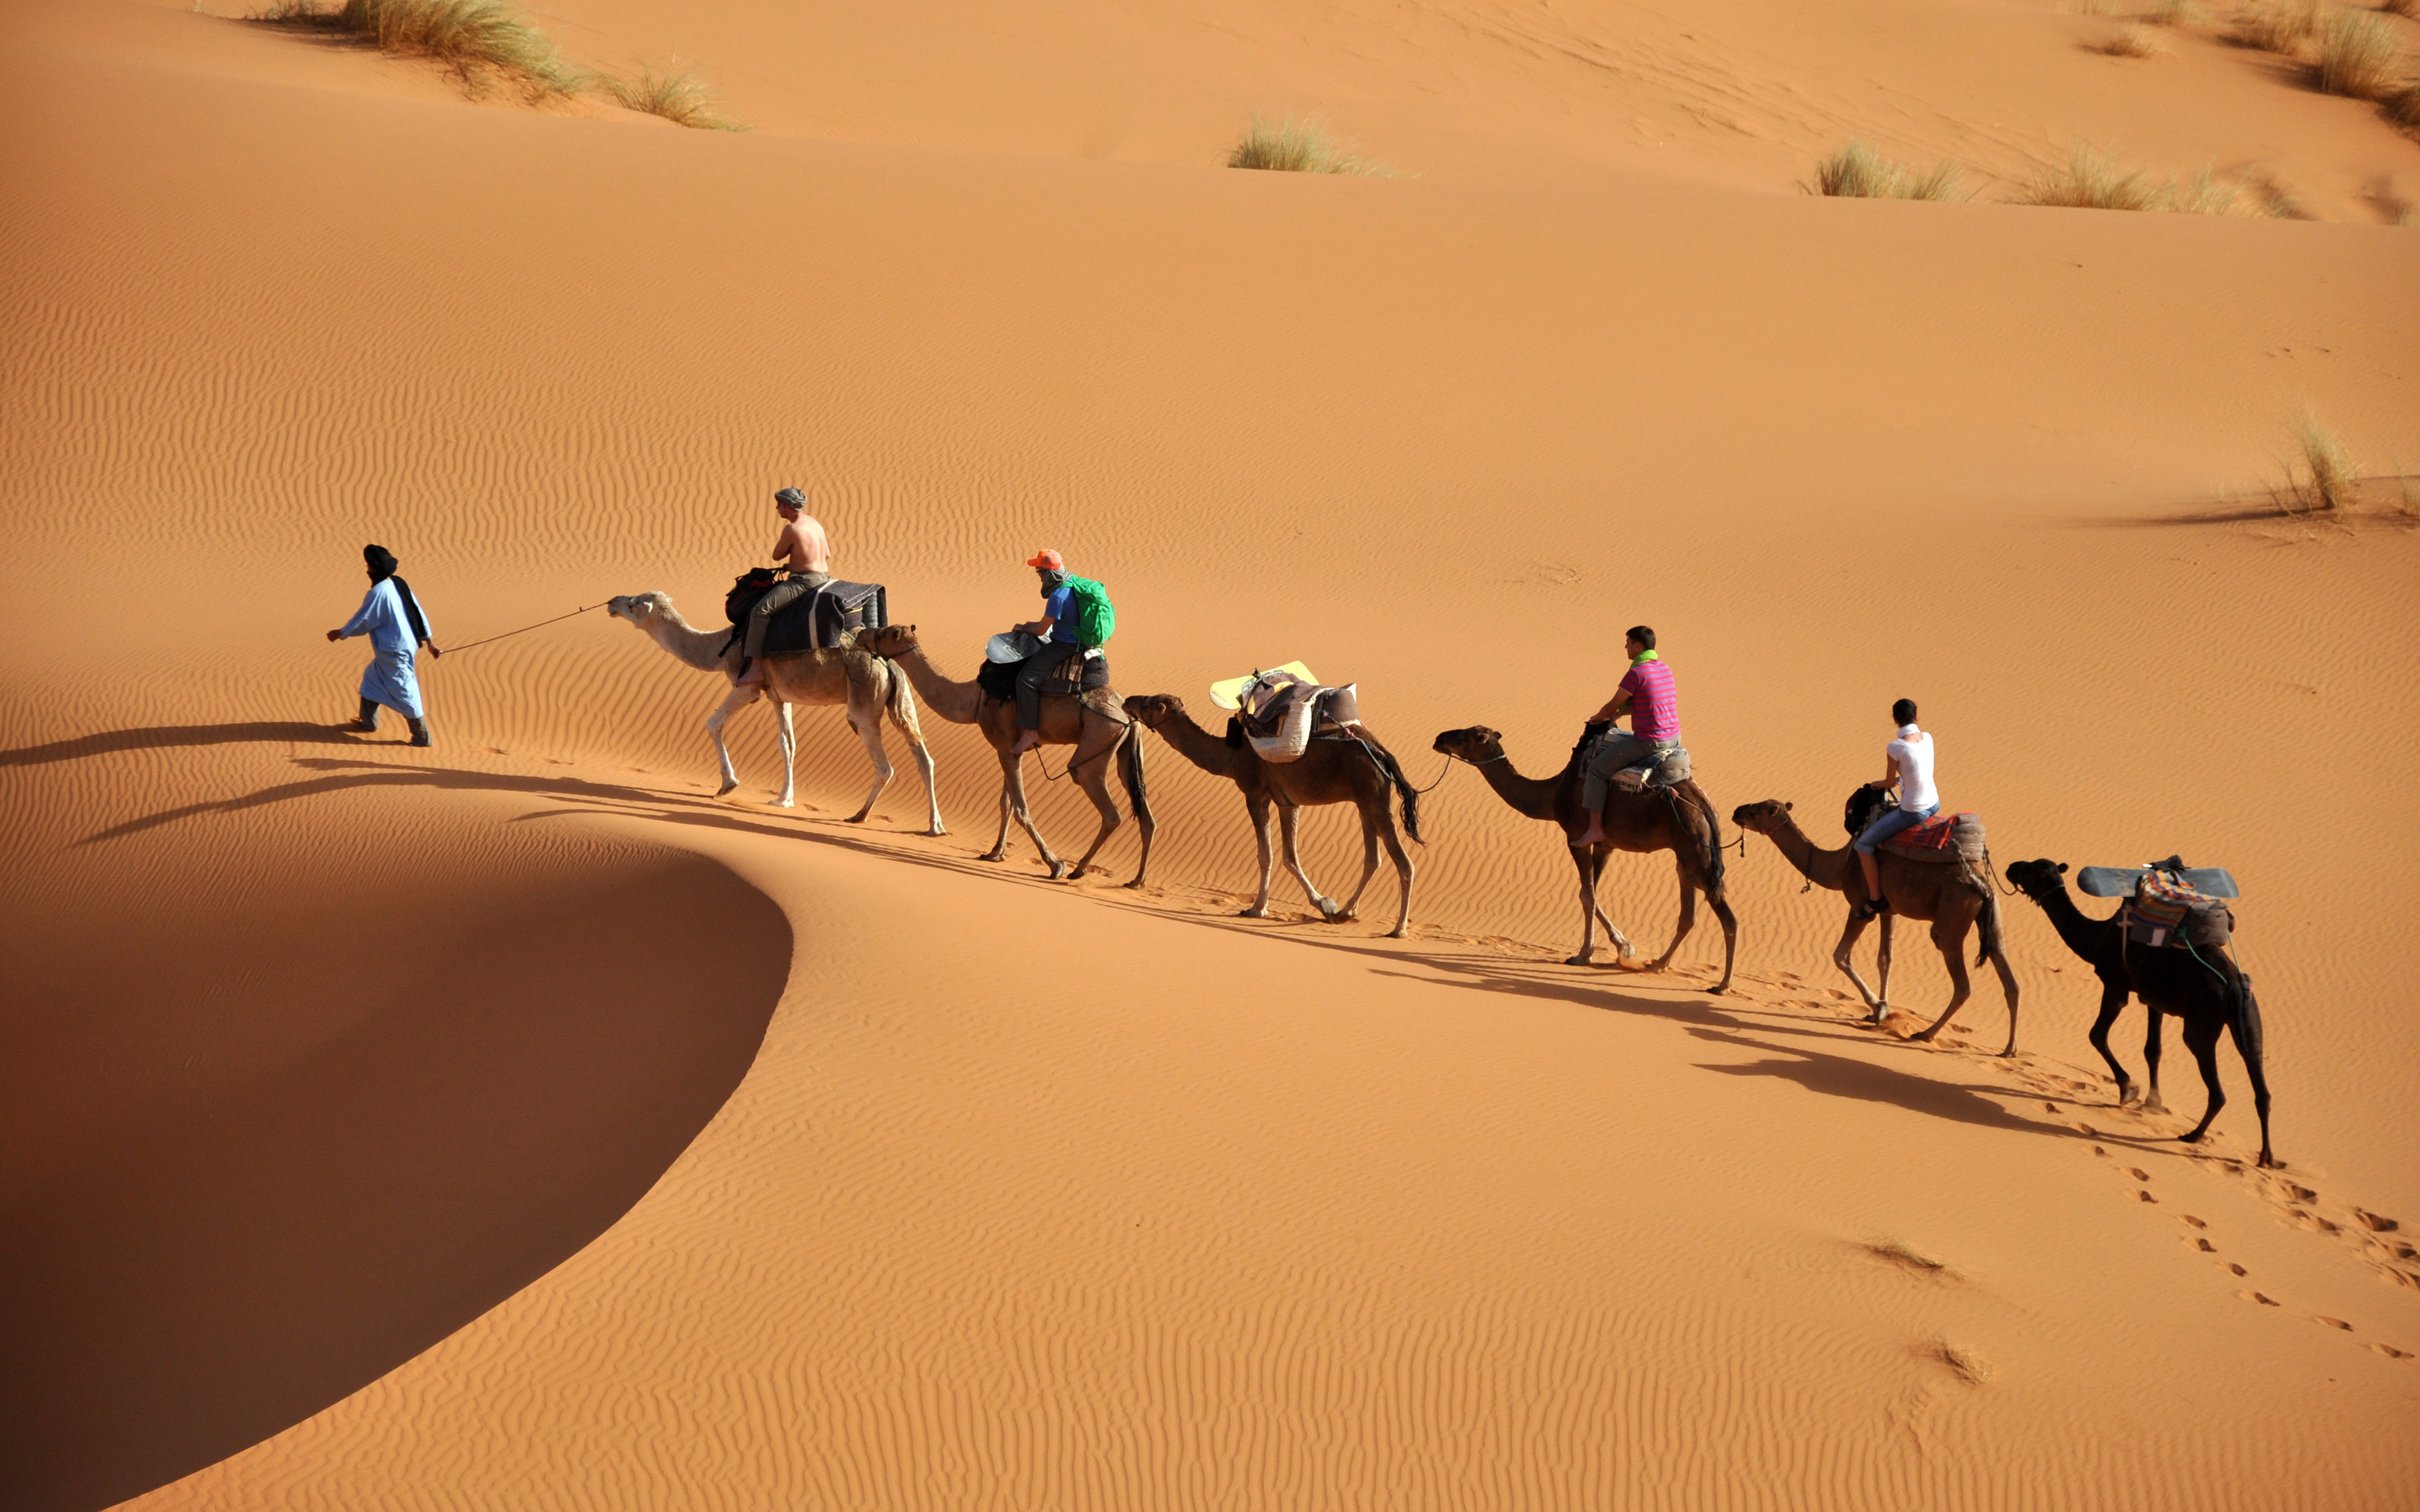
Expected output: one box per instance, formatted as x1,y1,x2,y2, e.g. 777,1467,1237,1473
1038,569,1068,595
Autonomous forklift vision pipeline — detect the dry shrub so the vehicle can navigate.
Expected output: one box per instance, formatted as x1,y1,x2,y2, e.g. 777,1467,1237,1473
2013,143,2169,208
257,0,578,96
602,64,742,130
2385,0,2418,18
1228,114,1395,176
2149,0,2208,24
2392,83,2420,136
2096,22,2169,55
1812,140,1967,200
2317,8,2405,97
2235,0,2322,53
2286,408,2359,513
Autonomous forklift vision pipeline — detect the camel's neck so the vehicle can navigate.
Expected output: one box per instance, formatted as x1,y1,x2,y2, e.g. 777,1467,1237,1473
648,607,737,675
890,647,984,725
1151,710,1239,780
1764,815,1854,890
2034,881,2117,952
1470,748,1569,822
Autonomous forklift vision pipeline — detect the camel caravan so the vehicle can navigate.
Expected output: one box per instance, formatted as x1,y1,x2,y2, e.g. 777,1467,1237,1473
592,488,2277,1168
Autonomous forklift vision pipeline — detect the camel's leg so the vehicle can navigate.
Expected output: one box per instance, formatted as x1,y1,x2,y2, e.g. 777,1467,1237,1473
1240,792,1276,917
771,699,798,807
2178,1015,2228,1147
1376,810,1416,939
1332,803,1386,923
907,734,945,836
1592,902,1638,962
704,682,760,797
1706,888,1739,995
2140,1010,2170,1116
1874,913,1896,1013
1001,752,1067,879
1908,918,1975,1043
1831,912,1886,1019
2086,984,2139,1105
1567,848,1607,966
1064,732,1128,880
1644,852,1699,973
1986,946,2021,1058
980,758,1016,863
1276,805,1342,920
843,699,892,823
2229,1000,2278,1168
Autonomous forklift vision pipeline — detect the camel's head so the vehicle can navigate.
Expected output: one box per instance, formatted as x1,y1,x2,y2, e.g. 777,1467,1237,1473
1122,693,1185,727
859,623,919,659
1432,726,1504,764
607,591,671,627
1729,799,1793,834
2003,858,2070,900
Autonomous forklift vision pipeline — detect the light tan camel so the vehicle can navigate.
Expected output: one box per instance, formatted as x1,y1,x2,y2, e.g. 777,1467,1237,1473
1730,798,2018,1053
606,592,943,835
859,625,1153,884
1123,693,1422,937
1433,726,1737,989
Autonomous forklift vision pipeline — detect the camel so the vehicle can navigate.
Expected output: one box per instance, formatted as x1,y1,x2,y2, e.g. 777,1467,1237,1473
1432,726,1736,990
1730,798,2018,1053
2005,860,2275,1166
1123,693,1423,937
605,592,943,835
858,624,1153,884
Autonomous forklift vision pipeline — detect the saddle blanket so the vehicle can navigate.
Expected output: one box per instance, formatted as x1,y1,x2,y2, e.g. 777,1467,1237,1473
974,647,1111,702
1230,669,1361,764
2125,869,2235,951
1881,811,1986,864
724,575,888,655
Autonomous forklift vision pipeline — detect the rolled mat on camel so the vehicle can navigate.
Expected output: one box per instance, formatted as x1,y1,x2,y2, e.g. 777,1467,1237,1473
721,569,889,655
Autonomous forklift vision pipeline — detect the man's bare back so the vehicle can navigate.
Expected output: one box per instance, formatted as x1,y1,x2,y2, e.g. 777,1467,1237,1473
774,512,830,575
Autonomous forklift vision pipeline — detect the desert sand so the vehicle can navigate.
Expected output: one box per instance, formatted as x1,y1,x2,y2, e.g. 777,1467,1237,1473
3,0,2418,1507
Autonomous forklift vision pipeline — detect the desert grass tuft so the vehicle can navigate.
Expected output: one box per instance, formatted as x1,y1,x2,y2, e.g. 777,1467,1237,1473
2391,83,2420,137
2012,143,2168,209
2286,407,2359,513
256,0,579,97
1227,114,1396,176
2148,0,2208,24
602,64,742,130
2317,7,2405,98
2233,0,2322,53
2096,22,2168,55
2386,0,2418,18
1812,140,1968,200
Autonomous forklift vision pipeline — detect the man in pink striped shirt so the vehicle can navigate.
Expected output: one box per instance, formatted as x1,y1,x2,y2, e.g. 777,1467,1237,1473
1573,624,1680,848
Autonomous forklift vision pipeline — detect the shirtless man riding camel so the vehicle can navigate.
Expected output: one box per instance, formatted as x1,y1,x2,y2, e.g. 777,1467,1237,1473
737,486,831,685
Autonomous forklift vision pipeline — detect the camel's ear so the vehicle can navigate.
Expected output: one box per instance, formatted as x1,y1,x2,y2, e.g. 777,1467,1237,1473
1781,801,1793,812
2056,862,2069,874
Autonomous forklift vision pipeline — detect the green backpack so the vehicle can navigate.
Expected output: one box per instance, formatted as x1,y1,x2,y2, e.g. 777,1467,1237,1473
1062,575,1115,648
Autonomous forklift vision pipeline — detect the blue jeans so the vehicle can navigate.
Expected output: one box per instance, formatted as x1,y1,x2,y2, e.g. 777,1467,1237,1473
1854,801,1939,855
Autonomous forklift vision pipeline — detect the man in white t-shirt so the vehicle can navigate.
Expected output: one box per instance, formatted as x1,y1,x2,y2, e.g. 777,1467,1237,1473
1852,697,1938,919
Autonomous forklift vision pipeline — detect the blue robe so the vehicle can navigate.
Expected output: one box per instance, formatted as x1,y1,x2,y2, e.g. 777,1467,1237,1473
339,578,434,717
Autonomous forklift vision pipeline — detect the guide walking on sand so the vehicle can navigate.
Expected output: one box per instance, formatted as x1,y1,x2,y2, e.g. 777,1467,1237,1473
327,543,441,746
737,486,832,685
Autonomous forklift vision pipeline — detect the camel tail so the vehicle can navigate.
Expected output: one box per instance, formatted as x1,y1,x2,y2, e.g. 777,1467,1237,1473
1120,721,1152,827
1365,733,1425,845
1680,780,1723,895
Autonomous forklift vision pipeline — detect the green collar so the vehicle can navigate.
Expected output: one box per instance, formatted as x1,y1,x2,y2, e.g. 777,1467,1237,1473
1628,649,1660,666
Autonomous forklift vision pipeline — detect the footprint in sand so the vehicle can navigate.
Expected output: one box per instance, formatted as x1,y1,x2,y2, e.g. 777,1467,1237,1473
2139,1191,2159,1204
2229,1263,2249,1277
2129,1167,2150,1181
2374,1343,2413,1359
2181,1214,2207,1228
2316,1316,2354,1331
2240,1290,2281,1306
2353,1209,2402,1234
2196,1238,2217,1252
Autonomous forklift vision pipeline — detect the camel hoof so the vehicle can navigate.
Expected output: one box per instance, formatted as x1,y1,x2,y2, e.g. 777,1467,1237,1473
2118,1084,2142,1106
1386,927,1408,940
2259,1153,2283,1169
923,826,948,838
977,851,1006,864
715,781,739,797
1238,906,1269,918
1563,953,1594,967
2178,1130,2205,1144
1122,878,1146,890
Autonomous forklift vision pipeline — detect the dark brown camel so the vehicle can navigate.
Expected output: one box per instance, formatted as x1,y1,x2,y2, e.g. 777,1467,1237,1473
1433,726,1736,990
1123,693,1423,937
1730,798,2018,1053
2002,858,2150,1108
2006,859,2275,1167
860,625,1154,885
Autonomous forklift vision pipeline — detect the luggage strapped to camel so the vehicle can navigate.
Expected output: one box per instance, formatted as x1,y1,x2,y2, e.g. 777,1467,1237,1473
2086,857,2260,1052
719,569,889,657
1215,665,1363,764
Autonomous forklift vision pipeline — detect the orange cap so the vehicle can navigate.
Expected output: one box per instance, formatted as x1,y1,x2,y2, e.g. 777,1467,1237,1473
1026,549,1064,570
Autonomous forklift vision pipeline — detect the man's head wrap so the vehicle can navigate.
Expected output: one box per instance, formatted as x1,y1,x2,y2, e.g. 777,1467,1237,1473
365,544,398,581
774,486,808,511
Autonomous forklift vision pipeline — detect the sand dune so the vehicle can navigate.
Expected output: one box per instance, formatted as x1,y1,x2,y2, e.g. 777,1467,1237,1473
3,0,2417,1507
